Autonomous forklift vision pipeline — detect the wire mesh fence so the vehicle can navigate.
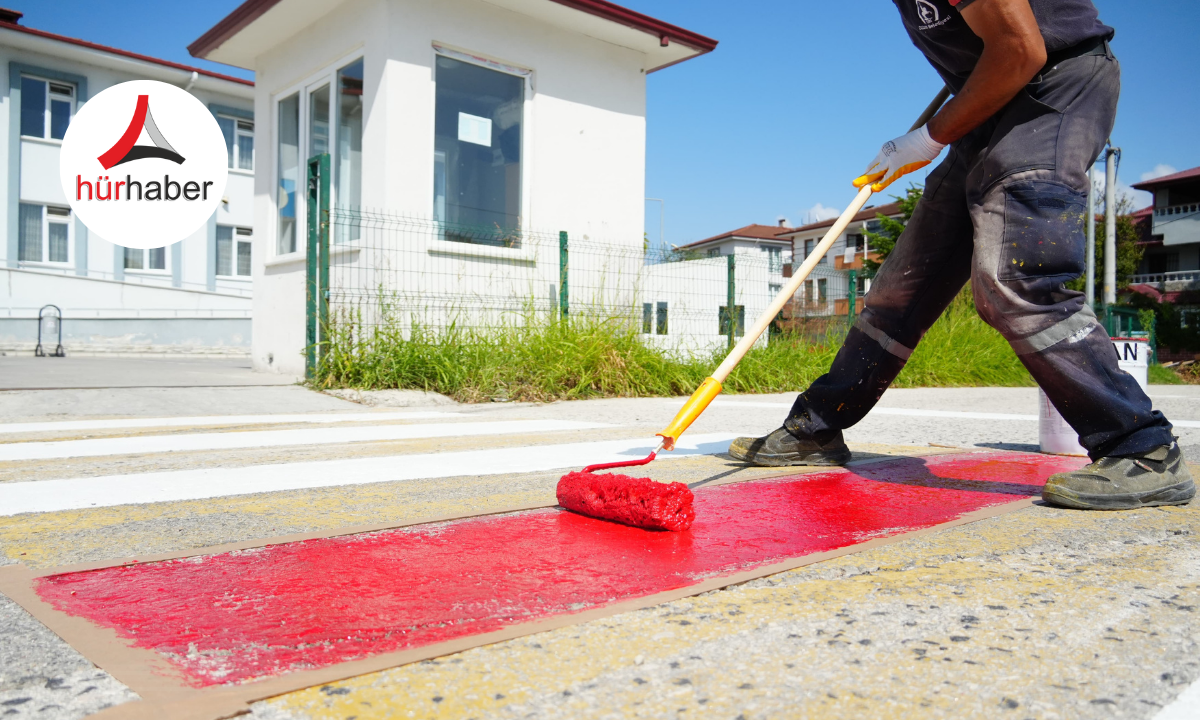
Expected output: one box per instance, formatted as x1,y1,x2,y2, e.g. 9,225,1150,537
316,206,865,362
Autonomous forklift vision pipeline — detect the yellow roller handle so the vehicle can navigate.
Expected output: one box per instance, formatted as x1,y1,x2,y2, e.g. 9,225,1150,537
657,376,723,450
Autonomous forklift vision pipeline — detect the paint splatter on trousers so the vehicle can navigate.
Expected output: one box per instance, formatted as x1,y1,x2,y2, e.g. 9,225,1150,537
787,50,1175,459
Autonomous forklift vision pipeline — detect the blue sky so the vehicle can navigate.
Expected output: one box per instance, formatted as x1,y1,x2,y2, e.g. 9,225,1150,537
13,0,1199,247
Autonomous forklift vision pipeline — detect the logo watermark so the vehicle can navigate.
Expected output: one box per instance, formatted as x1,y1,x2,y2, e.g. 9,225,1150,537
59,80,228,250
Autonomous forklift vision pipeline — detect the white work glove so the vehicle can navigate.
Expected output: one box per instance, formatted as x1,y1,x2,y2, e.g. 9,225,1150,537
852,125,946,192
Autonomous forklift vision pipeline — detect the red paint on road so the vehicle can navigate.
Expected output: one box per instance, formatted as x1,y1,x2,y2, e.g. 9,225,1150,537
557,471,695,531
36,452,1083,687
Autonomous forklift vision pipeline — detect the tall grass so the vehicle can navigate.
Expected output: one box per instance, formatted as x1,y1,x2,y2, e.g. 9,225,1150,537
315,289,1032,401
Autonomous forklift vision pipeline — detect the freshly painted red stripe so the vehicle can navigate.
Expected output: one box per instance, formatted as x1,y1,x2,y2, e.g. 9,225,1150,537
36,452,1082,687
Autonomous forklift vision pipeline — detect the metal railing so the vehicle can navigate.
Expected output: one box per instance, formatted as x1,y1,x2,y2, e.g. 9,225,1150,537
1129,270,1200,284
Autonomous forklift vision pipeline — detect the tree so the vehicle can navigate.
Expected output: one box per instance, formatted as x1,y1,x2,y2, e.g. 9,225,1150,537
863,184,922,277
1066,193,1144,297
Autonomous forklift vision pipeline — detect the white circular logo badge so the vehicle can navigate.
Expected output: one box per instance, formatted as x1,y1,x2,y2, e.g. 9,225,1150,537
59,80,229,250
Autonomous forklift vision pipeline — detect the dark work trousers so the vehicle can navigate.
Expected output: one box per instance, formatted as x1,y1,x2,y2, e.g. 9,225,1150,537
786,50,1175,460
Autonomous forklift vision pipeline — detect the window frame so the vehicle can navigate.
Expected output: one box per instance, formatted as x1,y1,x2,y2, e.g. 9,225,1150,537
17,203,73,267
217,114,255,172
19,75,76,141
269,52,366,259
431,45,533,238
216,225,254,278
123,245,171,275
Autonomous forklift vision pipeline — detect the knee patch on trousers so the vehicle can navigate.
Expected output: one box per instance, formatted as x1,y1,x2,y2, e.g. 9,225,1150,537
999,181,1087,285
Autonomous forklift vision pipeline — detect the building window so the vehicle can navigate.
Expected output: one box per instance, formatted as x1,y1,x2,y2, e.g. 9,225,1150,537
707,248,720,257
277,94,300,255
764,246,782,273
434,54,524,244
805,239,826,265
817,278,828,304
642,303,653,334
656,302,669,335
18,203,71,264
1148,253,1180,274
217,226,253,277
124,246,167,271
20,77,74,140
719,305,745,336
770,283,783,295
335,59,364,244
217,115,254,171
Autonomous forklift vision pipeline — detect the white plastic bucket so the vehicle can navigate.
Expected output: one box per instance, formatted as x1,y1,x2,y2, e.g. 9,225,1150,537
1038,337,1150,456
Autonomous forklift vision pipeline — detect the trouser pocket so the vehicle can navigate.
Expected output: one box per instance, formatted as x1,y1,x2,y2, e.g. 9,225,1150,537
999,180,1087,287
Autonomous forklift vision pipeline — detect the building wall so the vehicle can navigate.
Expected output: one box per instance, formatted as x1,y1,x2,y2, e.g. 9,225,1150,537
250,0,649,376
1,37,256,355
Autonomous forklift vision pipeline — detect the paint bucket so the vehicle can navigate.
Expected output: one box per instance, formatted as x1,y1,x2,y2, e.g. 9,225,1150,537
1039,337,1151,456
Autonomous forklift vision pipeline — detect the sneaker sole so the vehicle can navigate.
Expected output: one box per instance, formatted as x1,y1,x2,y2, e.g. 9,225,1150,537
1042,479,1196,511
727,448,851,468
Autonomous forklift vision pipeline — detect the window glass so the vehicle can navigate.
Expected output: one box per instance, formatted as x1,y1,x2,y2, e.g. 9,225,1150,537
642,303,652,334
236,228,253,276
48,222,69,263
434,55,523,243
277,94,300,254
149,247,166,270
236,126,254,171
655,302,668,335
309,84,330,157
217,116,235,167
20,77,45,138
124,247,143,270
336,59,364,243
18,203,42,261
49,82,73,140
216,226,233,276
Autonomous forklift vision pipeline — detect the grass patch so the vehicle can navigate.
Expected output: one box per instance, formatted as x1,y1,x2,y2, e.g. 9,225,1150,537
1148,364,1186,385
315,289,1032,401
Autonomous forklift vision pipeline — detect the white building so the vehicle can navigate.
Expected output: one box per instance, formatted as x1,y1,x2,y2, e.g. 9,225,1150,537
188,0,716,377
778,201,902,317
1,9,256,356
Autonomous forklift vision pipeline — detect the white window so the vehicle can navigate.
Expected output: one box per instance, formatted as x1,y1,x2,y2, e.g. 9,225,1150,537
217,226,253,277
124,246,168,272
434,54,524,244
20,76,74,140
17,203,71,264
764,246,782,273
274,56,364,256
217,115,254,171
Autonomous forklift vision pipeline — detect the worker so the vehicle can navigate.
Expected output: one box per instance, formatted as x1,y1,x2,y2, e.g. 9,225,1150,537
730,0,1194,510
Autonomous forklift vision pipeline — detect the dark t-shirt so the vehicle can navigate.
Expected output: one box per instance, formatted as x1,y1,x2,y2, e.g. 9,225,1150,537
893,0,1114,91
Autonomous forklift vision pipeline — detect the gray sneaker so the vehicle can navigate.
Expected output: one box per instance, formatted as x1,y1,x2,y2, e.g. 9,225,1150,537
1042,443,1195,510
728,427,851,467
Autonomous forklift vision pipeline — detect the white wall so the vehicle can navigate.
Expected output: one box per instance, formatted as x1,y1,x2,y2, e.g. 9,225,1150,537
250,0,650,376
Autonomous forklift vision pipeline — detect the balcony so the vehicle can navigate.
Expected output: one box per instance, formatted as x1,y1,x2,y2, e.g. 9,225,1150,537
1128,270,1200,290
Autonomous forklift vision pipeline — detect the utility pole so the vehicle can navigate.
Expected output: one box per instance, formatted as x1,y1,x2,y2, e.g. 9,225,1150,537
1085,164,1096,309
1103,146,1119,311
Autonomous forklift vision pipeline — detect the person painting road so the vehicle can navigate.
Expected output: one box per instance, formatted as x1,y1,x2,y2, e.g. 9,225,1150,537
730,0,1195,510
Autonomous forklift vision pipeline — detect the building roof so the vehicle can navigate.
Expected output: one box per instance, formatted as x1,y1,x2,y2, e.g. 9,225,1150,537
190,0,717,72
677,224,795,250
779,201,903,236
1131,166,1200,191
0,10,253,88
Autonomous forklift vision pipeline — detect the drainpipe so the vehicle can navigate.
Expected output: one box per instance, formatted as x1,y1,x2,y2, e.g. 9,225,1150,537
184,71,198,93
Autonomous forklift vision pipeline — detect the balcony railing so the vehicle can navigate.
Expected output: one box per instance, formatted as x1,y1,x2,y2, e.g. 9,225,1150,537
1154,204,1199,217
1129,270,1200,285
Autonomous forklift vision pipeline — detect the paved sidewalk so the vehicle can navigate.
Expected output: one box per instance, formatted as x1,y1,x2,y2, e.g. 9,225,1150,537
0,356,297,390
0,385,1196,719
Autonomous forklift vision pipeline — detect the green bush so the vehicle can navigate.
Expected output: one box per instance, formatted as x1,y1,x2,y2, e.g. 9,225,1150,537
315,288,1031,402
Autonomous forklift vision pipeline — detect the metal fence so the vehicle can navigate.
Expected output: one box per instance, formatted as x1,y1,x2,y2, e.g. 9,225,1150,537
302,154,860,377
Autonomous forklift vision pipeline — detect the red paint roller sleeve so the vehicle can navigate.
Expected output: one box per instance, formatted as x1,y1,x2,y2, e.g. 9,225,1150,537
556,471,695,532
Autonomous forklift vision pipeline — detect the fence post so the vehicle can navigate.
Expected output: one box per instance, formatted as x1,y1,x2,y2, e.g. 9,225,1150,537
847,269,857,328
559,231,569,319
727,253,736,349
305,153,331,381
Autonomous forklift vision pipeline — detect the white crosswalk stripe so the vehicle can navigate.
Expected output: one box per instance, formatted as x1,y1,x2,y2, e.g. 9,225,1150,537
0,419,611,461
0,411,464,436
0,434,737,516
